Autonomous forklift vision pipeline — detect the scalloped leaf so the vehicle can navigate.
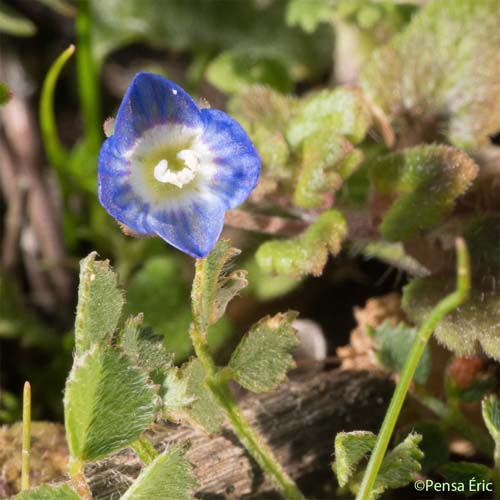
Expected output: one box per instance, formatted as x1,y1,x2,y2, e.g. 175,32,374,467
440,462,493,497
75,252,124,355
362,0,500,148
370,145,478,241
333,431,377,488
192,240,247,331
227,311,299,392
64,347,157,461
286,87,372,147
256,210,347,277
402,276,500,361
121,446,196,500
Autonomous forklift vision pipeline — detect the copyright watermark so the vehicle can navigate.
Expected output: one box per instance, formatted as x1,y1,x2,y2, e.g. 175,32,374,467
414,478,493,493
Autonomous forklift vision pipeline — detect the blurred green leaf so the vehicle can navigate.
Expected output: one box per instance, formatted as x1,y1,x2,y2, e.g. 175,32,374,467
369,321,431,385
286,87,372,148
64,347,157,461
228,311,299,393
0,81,11,105
333,431,377,487
206,50,292,94
370,145,478,241
15,484,81,500
0,3,36,36
75,252,124,355
256,209,347,277
403,276,500,361
362,0,500,148
482,395,500,449
164,359,222,434
286,0,336,33
121,446,196,500
192,240,247,330
120,314,174,384
373,433,423,496
440,462,492,497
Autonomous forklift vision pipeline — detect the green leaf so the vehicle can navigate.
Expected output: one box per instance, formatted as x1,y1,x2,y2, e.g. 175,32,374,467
0,81,11,105
403,275,500,361
286,87,372,148
440,462,493,497
333,431,377,488
120,314,174,384
228,312,299,393
374,433,423,496
0,3,36,36
121,446,196,500
293,130,355,209
256,209,347,277
64,346,157,461
370,145,478,241
361,0,500,148
286,0,336,33
75,252,124,355
164,359,222,434
370,321,431,385
192,240,247,330
15,484,81,500
482,395,500,448
206,49,293,94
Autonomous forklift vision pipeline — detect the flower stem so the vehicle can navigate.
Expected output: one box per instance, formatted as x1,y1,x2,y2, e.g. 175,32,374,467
189,320,303,499
76,0,101,153
356,238,471,500
21,381,31,491
131,436,159,465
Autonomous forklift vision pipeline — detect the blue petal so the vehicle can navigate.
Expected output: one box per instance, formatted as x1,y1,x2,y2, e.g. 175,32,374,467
199,109,261,209
147,196,226,258
98,138,152,235
113,73,202,153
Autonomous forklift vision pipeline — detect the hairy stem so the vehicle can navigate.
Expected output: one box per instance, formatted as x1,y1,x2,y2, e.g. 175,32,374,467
189,282,304,499
356,238,471,500
21,382,31,491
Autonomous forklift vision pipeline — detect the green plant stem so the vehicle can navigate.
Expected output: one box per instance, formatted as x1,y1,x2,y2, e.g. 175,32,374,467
131,436,159,465
356,238,471,500
39,44,75,172
21,381,31,491
68,458,92,499
189,321,303,499
76,0,101,153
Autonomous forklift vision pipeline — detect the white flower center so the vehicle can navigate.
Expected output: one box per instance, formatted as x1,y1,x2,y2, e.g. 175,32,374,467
153,149,200,188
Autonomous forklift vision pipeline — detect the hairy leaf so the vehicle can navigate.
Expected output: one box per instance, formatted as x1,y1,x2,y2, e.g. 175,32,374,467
370,145,478,241
228,312,299,392
333,431,376,487
75,253,124,355
293,130,354,209
164,359,222,434
120,314,174,383
373,433,423,496
15,484,81,500
362,0,500,148
192,240,247,330
370,321,431,385
403,276,500,361
64,347,157,461
121,446,196,500
256,210,347,277
440,462,492,497
286,87,372,148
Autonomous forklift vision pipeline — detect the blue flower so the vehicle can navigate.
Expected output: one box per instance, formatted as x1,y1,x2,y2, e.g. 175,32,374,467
98,72,261,258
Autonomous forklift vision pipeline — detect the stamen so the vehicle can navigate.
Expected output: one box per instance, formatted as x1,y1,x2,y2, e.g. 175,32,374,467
152,150,200,188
